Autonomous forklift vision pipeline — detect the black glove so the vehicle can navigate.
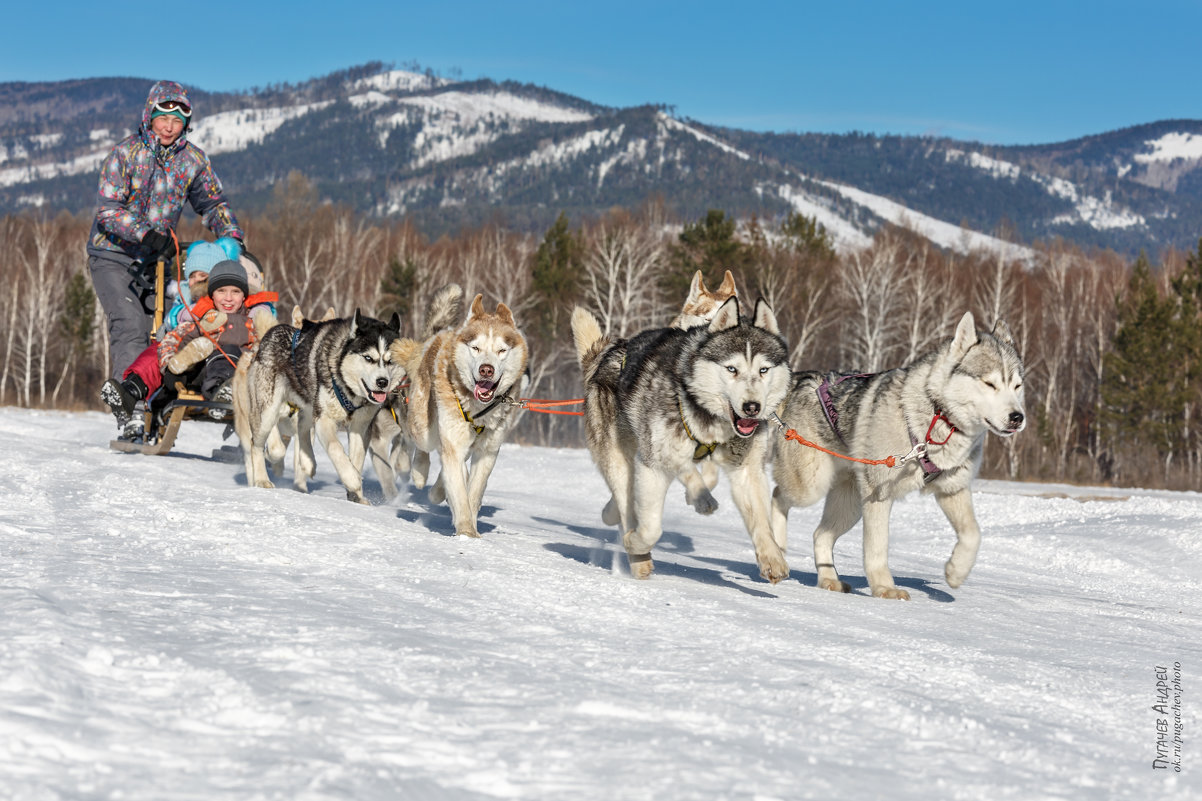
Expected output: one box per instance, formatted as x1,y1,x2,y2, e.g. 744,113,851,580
141,230,173,260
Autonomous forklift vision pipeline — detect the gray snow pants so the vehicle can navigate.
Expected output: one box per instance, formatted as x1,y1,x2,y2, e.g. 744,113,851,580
88,251,154,381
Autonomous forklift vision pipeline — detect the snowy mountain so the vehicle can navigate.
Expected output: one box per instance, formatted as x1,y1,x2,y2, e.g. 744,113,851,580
2,64,1200,256
1,407,1199,799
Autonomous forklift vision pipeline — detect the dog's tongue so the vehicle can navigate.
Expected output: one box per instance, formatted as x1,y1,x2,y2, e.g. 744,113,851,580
736,417,760,436
474,380,496,402
370,390,388,404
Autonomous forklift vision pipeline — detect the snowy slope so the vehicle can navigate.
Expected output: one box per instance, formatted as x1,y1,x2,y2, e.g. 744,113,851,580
0,408,1198,800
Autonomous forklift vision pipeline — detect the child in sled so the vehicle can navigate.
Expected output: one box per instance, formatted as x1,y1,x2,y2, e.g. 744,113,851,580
156,259,273,420
100,243,274,437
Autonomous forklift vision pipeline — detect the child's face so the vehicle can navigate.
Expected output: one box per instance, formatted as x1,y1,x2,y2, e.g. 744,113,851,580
212,286,245,314
151,114,185,146
187,271,208,295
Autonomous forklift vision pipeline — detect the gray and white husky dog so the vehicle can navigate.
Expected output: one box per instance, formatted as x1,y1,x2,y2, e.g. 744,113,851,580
770,311,1026,599
238,309,409,504
572,296,793,582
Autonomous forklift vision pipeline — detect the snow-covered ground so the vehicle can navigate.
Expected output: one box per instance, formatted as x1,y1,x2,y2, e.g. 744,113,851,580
1,408,1197,800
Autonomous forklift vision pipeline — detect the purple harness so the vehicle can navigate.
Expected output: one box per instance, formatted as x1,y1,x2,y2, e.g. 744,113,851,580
816,374,872,445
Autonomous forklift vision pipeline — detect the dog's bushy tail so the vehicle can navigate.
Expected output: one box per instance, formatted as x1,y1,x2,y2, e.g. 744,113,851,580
424,283,463,338
570,306,605,368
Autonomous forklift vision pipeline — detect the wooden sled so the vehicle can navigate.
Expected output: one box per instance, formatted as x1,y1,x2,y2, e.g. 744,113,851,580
108,255,240,459
108,385,235,457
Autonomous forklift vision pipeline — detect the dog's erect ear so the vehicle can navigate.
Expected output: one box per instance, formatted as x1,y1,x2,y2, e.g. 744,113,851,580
496,302,515,326
717,269,737,297
687,270,705,302
469,294,486,320
388,312,402,332
291,305,304,327
752,297,780,336
709,296,740,332
992,319,1014,346
350,308,361,337
950,311,978,358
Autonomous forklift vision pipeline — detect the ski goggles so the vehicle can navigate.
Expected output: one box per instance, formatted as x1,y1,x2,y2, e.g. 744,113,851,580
152,100,192,118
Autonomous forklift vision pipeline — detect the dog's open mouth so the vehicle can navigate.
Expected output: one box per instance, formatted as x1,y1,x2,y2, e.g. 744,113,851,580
474,380,497,403
730,408,761,438
362,382,389,405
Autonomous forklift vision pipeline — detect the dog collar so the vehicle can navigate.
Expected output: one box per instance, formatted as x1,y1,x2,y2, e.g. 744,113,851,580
678,397,717,461
331,376,365,414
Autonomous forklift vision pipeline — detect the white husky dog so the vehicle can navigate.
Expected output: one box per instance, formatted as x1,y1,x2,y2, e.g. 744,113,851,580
770,311,1026,599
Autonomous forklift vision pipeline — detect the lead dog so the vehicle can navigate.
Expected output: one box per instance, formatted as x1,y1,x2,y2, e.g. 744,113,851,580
393,288,530,537
770,311,1026,599
572,296,792,582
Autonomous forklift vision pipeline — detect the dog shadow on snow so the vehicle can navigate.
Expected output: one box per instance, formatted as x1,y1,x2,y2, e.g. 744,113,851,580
392,487,503,537
535,517,955,603
537,517,779,599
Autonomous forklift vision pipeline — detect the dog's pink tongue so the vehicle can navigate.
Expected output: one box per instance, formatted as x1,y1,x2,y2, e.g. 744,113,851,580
370,390,388,404
736,417,760,436
474,381,496,402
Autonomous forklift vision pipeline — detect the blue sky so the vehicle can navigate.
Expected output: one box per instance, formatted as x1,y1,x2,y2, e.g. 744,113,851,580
5,1,1199,145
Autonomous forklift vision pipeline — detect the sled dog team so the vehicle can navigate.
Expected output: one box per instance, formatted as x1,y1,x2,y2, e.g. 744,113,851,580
234,272,1026,600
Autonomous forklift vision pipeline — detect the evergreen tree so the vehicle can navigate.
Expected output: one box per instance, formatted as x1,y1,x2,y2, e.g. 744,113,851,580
59,271,95,359
779,210,835,261
531,212,582,342
1101,254,1181,473
378,256,419,322
667,209,749,297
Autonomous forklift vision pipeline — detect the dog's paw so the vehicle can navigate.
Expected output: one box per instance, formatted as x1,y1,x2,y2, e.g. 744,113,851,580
689,489,719,516
627,551,654,579
818,577,852,593
758,554,789,584
601,497,620,526
944,560,970,589
428,481,446,504
873,586,911,601
292,480,309,494
456,528,482,539
347,490,370,505
253,478,276,489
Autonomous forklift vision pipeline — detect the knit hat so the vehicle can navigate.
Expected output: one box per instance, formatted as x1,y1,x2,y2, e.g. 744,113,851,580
184,242,225,279
207,260,249,297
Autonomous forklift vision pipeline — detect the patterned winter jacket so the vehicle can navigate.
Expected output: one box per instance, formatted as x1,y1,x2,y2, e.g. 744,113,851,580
87,80,244,262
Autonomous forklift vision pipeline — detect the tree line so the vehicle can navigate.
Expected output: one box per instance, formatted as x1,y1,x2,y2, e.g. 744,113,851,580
2,171,1199,490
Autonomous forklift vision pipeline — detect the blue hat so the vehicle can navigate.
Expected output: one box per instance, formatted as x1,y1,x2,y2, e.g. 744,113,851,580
184,242,225,278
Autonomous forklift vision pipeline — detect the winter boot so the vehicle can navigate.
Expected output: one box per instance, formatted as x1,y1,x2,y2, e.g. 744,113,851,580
119,416,145,443
208,380,234,421
101,375,148,427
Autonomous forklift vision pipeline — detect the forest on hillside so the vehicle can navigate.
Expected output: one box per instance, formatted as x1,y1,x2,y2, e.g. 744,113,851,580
2,171,1200,490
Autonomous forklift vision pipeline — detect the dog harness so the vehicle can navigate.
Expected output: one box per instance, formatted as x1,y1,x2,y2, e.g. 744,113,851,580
910,410,957,481
816,373,873,444
288,327,364,415
677,397,718,461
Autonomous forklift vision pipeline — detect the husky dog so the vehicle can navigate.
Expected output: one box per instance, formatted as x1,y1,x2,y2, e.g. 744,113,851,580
770,311,1027,599
600,269,739,525
367,284,464,501
572,296,792,582
392,288,530,537
239,309,408,504
233,305,338,482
